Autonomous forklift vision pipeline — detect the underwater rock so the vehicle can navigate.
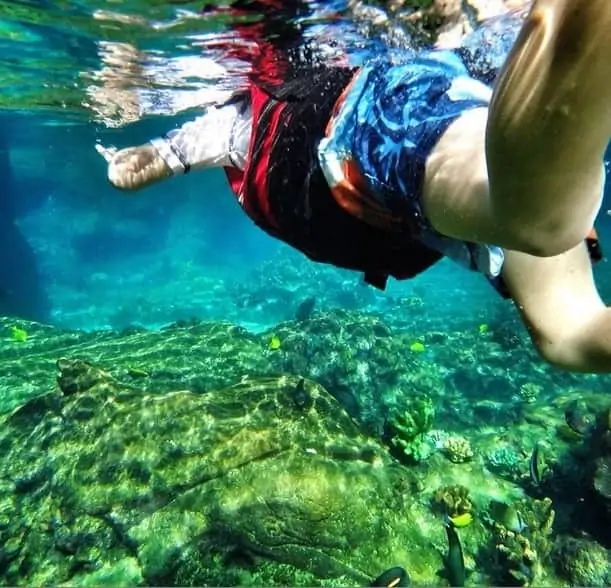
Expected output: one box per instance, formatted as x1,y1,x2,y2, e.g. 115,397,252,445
593,456,611,510
0,311,448,437
295,296,316,321
553,536,610,587
56,358,112,396
0,359,443,586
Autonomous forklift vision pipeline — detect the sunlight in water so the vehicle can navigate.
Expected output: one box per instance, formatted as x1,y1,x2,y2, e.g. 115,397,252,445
0,0,366,126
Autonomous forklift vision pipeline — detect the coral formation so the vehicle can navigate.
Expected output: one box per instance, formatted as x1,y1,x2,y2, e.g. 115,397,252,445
431,485,473,518
491,497,556,586
517,383,541,405
484,444,523,481
385,395,436,462
442,435,474,464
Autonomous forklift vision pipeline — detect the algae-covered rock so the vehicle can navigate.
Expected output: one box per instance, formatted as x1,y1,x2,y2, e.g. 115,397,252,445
0,312,448,437
0,358,442,586
553,536,610,587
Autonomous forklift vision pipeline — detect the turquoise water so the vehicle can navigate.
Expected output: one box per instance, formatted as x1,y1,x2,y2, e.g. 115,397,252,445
2,1,611,586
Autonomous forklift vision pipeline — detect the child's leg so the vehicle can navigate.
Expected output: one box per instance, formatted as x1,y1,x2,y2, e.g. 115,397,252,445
104,97,252,190
423,0,611,256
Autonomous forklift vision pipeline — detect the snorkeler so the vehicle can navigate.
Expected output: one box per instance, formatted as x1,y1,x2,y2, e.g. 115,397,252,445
102,0,611,374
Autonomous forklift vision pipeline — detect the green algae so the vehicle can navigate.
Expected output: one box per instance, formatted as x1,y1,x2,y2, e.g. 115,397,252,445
0,341,521,586
0,313,610,585
0,355,419,585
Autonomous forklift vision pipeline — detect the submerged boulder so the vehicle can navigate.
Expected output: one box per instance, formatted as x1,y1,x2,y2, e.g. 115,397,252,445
0,358,438,586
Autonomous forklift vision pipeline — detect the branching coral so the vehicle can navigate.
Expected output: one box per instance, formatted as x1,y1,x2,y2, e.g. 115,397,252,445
491,497,555,586
431,484,473,518
385,395,436,463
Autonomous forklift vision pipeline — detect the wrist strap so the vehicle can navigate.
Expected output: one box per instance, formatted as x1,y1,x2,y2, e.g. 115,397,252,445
150,137,191,175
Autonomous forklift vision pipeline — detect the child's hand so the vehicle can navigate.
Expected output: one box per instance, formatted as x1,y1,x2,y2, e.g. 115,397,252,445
105,144,172,191
95,143,118,163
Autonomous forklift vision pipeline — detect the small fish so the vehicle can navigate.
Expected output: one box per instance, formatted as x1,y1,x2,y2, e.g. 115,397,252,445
448,512,473,529
370,566,410,587
292,378,312,410
478,323,488,335
443,522,466,587
489,501,527,534
127,366,149,379
564,400,595,437
295,296,316,321
530,443,545,486
10,326,28,342
409,341,426,353
268,334,281,350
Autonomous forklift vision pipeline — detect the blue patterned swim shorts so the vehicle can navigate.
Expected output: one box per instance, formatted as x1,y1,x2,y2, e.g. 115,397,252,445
318,49,504,281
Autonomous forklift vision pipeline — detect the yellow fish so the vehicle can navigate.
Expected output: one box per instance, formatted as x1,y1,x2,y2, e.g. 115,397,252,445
409,341,425,353
448,512,473,528
269,334,281,350
10,326,28,342
127,366,149,378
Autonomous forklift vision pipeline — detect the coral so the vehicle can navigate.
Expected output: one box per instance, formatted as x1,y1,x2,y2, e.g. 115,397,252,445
484,444,523,480
496,532,539,586
389,395,435,440
385,395,436,463
431,485,473,518
442,435,474,464
517,383,541,405
577,405,611,531
554,537,610,587
491,497,555,586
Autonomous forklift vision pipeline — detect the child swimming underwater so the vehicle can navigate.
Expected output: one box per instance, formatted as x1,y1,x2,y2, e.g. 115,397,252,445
103,0,611,374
